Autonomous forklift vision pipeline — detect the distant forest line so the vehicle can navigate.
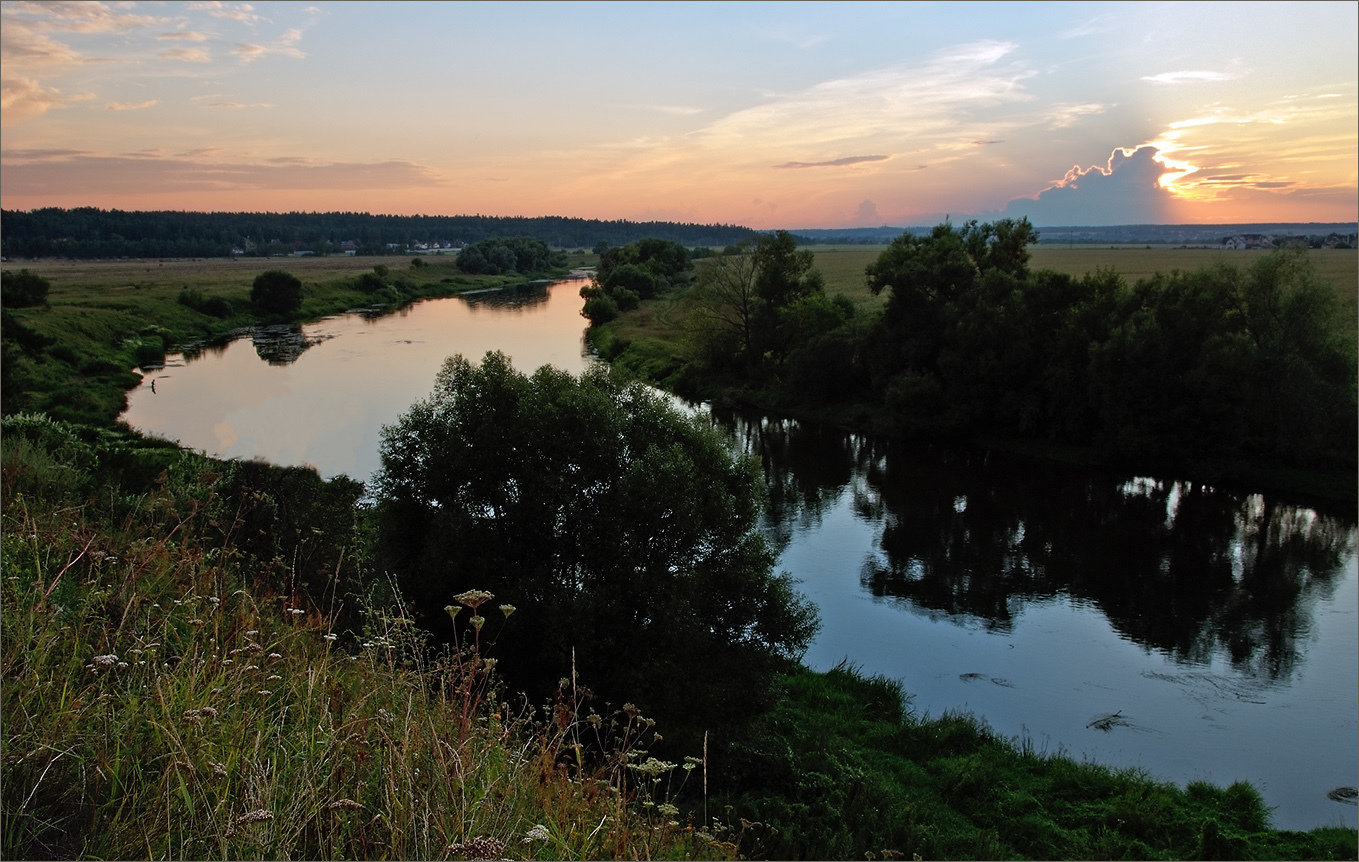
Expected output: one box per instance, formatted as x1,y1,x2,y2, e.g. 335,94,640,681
2,208,1355,259
0,208,761,260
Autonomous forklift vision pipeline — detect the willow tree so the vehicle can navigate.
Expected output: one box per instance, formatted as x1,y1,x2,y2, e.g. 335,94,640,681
372,352,819,746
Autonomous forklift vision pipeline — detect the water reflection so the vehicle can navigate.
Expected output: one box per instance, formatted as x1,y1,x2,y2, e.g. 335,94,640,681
714,408,1356,683
250,324,333,365
459,281,553,310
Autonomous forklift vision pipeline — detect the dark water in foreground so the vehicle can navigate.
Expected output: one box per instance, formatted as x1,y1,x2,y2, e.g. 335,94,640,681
124,283,1358,831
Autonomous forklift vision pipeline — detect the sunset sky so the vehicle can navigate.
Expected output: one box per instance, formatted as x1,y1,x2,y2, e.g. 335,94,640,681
2,0,1355,228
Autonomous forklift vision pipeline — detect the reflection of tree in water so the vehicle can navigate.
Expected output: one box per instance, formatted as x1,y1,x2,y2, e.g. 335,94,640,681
711,408,881,553
856,442,1355,680
712,409,1355,681
250,324,332,366
457,282,551,312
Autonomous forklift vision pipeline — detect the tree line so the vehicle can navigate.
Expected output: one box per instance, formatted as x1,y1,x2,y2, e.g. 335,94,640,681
676,220,1356,474
0,207,760,259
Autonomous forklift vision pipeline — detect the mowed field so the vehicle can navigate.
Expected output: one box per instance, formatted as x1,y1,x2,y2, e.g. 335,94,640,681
1,254,449,302
808,244,1358,321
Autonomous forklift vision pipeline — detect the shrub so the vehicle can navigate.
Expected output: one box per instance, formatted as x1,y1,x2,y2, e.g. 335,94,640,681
1,269,51,307
250,270,304,316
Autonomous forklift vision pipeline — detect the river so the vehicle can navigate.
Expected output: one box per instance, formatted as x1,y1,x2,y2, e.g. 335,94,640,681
123,280,1358,831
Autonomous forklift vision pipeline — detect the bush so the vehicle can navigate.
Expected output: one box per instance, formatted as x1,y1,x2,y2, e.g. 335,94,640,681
372,352,819,749
1,269,51,307
250,270,304,316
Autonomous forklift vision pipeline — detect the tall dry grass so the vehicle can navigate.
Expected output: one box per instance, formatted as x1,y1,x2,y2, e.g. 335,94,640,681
1,450,733,861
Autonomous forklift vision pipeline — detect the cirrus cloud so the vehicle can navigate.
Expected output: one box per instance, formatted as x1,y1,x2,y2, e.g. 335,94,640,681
775,154,890,169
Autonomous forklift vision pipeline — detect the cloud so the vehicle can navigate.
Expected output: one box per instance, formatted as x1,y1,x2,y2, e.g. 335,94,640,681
692,40,1032,158
230,31,305,63
1044,102,1109,128
774,155,890,169
0,17,86,67
2,1,158,34
645,104,704,116
1,148,94,160
157,31,209,42
187,2,263,25
1,75,67,124
1141,70,1239,85
0,150,450,195
856,199,879,223
969,140,1003,146
1001,145,1182,225
1058,17,1114,38
104,99,157,110
159,47,211,62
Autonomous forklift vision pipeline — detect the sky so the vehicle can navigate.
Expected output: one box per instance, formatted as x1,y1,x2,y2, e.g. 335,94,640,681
1,1,1355,228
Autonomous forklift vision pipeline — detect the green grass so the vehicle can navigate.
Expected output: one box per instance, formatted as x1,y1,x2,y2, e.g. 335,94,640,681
0,436,730,861
1,256,563,425
3,387,1354,860
808,245,1357,322
718,664,1357,860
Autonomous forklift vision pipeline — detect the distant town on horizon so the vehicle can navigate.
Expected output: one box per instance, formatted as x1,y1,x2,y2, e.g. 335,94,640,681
2,207,1355,261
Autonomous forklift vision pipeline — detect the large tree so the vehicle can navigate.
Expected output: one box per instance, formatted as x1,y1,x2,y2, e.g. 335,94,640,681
372,352,818,745
686,241,760,365
250,269,304,316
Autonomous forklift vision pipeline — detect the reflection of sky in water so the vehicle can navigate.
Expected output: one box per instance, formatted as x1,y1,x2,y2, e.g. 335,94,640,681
126,282,593,481
784,480,1357,832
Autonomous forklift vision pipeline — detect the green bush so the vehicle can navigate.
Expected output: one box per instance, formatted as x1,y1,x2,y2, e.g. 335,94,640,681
372,352,818,750
1,269,51,307
250,269,304,316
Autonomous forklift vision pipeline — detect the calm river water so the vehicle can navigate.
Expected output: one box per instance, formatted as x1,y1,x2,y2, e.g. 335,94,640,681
123,281,1358,831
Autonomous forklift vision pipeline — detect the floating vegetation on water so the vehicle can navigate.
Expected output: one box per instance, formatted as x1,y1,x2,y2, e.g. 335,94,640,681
1326,787,1358,805
1087,711,1132,731
959,672,1014,688
1140,669,1269,707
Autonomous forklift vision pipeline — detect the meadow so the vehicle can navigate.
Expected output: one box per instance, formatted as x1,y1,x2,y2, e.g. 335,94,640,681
808,244,1358,318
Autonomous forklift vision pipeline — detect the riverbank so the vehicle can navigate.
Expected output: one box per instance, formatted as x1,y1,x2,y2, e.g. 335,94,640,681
2,439,1354,859
1,254,580,426
586,244,1357,508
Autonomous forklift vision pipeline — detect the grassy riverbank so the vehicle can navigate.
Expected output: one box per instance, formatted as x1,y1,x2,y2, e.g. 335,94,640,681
3,428,1354,860
0,254,580,425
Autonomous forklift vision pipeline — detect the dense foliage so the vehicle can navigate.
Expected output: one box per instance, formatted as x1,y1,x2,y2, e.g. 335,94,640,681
580,238,695,323
454,235,567,275
666,220,1356,477
685,230,851,375
0,207,760,259
1,268,51,307
372,352,819,749
249,269,305,316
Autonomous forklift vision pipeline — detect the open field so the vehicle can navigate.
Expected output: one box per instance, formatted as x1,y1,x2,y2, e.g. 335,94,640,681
808,245,1358,320
1,254,454,299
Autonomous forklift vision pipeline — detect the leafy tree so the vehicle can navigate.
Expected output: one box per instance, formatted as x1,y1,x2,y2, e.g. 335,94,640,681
250,270,304,316
752,230,821,310
686,243,760,365
372,352,819,745
1,269,51,307
455,236,566,276
354,271,387,293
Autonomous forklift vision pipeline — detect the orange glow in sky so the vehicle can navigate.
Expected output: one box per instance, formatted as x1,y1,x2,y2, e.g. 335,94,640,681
2,1,1355,227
